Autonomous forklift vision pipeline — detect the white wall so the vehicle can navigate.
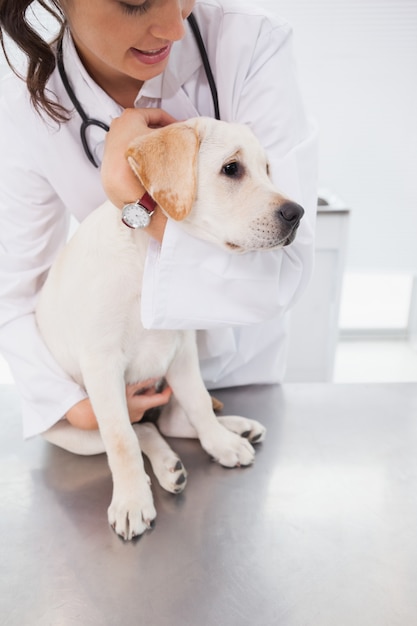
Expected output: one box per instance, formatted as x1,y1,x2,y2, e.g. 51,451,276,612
258,0,417,273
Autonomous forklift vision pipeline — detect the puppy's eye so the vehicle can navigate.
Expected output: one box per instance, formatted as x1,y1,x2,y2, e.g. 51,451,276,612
222,161,240,177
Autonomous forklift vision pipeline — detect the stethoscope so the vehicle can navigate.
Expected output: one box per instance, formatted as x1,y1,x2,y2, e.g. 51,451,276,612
57,13,220,168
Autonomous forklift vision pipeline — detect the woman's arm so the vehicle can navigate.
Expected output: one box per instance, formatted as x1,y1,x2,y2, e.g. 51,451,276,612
0,95,90,437
101,107,177,242
66,380,172,430
0,92,176,438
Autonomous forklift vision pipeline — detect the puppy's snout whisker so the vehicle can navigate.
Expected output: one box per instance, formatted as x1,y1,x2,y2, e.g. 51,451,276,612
277,201,304,225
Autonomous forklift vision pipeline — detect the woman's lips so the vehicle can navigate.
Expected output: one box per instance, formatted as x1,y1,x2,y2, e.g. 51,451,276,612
130,43,172,65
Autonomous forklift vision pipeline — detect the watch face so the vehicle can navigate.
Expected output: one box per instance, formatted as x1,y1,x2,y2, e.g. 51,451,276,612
121,202,151,229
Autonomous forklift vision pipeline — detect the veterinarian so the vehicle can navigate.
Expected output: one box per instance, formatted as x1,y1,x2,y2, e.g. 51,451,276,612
0,0,317,442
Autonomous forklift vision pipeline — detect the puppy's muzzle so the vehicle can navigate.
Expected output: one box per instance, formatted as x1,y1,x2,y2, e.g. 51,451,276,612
277,201,304,245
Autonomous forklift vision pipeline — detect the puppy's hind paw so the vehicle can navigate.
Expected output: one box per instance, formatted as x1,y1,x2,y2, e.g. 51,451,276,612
152,455,188,494
217,415,266,444
204,429,255,468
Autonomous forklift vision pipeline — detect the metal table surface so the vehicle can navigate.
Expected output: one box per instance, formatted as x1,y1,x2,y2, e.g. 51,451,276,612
1,382,417,626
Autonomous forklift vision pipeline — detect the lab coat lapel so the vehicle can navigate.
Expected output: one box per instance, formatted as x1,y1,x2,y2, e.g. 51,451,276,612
161,76,201,120
160,29,202,120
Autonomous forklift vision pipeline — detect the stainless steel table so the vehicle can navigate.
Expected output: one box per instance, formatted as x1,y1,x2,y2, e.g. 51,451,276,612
1,382,417,626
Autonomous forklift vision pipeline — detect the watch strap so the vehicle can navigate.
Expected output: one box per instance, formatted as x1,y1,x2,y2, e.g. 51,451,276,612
138,192,156,215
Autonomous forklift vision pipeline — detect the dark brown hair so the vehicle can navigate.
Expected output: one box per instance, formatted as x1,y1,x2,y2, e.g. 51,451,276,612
0,0,69,122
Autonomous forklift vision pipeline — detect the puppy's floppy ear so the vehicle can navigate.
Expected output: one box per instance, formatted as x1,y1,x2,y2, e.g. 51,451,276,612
126,122,200,221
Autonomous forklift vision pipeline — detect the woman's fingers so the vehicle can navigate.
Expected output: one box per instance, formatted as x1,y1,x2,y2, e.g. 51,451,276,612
126,379,172,423
132,385,172,409
136,107,178,129
106,107,177,146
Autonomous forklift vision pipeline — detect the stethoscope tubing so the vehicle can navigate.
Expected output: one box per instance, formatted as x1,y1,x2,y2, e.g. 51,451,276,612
57,38,110,167
187,13,220,121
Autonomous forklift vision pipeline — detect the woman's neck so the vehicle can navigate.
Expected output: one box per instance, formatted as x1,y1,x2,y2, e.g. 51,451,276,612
84,63,144,109
72,40,144,108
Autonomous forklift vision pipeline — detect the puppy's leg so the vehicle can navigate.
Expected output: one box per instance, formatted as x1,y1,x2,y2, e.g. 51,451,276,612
42,420,107,456
135,422,187,494
81,360,156,540
43,410,265,456
158,396,199,438
42,419,187,494
166,334,255,468
158,400,266,445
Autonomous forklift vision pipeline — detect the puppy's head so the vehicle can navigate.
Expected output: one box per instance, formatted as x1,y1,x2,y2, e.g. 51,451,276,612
126,117,304,253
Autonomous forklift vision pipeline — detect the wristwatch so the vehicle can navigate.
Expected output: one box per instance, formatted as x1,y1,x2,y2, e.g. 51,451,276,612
121,192,156,229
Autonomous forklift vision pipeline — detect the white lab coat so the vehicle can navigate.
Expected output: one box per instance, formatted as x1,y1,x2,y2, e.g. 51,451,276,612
0,0,317,438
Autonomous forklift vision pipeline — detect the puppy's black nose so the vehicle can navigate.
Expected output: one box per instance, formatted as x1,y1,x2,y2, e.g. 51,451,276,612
278,201,304,224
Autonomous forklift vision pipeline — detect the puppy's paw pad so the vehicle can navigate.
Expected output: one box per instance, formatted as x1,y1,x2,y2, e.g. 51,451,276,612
153,455,188,494
217,415,266,444
171,459,183,473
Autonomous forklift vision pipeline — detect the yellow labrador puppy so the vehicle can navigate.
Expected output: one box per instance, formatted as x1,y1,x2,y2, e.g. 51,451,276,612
36,117,304,540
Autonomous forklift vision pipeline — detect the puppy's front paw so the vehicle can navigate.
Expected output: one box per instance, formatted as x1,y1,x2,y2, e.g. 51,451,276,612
217,415,266,444
108,479,156,540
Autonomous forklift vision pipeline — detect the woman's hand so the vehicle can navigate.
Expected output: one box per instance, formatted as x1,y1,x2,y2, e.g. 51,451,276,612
125,378,172,424
65,378,172,430
101,108,177,242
